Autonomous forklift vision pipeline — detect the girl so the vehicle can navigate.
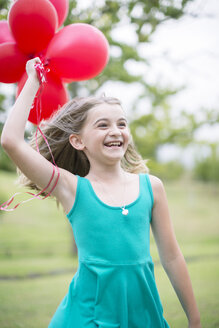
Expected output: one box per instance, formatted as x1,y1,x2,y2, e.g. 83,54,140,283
1,57,201,328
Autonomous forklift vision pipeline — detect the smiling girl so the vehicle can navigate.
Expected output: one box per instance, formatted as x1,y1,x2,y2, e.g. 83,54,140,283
1,58,201,328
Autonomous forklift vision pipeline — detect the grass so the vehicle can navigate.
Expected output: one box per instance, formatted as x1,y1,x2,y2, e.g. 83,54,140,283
0,171,219,327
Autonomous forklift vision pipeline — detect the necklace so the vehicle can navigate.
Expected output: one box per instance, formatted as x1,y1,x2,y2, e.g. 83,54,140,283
91,172,129,216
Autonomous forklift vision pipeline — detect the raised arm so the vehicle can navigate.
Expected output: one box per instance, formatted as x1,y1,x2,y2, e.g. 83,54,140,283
1,58,77,213
149,175,201,328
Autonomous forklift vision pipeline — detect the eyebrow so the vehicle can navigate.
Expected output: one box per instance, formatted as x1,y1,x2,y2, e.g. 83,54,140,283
93,117,127,125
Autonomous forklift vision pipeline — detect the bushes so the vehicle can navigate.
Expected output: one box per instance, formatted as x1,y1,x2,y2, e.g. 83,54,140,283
193,157,219,182
147,159,185,181
0,146,16,172
193,144,219,183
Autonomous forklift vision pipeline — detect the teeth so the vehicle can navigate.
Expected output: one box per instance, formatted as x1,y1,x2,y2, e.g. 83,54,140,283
105,142,121,147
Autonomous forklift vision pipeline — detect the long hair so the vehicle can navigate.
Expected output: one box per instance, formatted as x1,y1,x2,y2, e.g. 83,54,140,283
17,96,148,198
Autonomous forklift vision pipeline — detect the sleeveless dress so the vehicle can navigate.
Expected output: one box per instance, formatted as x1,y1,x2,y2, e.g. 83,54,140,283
48,173,170,328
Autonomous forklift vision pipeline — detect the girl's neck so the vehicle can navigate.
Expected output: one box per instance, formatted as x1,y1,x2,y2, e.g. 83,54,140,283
86,163,125,183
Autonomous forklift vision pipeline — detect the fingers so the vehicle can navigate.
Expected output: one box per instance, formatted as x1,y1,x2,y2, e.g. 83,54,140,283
31,56,41,63
26,57,42,82
33,57,41,65
26,57,41,68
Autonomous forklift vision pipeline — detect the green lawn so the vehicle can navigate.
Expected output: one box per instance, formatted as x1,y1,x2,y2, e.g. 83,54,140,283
0,171,219,327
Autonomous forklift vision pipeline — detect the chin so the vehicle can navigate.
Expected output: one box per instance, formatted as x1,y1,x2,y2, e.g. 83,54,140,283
102,145,127,162
105,153,125,163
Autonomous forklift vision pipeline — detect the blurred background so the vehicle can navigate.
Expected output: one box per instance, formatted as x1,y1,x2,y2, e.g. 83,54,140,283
0,0,219,327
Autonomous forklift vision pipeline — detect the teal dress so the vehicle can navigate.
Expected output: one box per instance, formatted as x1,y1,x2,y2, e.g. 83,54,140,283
48,173,170,328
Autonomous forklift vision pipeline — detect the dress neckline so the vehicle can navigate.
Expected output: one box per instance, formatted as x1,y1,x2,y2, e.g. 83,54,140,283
82,174,142,210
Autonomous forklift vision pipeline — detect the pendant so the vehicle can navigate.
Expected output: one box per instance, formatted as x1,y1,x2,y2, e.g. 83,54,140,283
122,208,129,215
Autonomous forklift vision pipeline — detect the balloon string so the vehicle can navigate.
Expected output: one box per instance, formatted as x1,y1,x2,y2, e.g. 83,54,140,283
0,165,58,212
0,62,60,212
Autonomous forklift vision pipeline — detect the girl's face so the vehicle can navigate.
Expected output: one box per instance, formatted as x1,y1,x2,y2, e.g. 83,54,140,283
78,103,130,165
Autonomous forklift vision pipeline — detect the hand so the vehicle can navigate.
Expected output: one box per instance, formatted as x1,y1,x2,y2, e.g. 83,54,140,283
26,57,41,85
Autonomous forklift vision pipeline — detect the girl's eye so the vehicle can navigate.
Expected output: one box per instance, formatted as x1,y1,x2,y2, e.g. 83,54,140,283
98,124,107,128
97,122,126,128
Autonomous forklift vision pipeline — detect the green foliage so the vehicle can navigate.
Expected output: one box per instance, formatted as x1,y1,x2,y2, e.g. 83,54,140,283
148,159,185,180
129,96,219,179
0,93,6,114
0,146,16,172
0,82,16,172
194,158,219,182
0,0,9,20
193,144,219,182
129,109,190,160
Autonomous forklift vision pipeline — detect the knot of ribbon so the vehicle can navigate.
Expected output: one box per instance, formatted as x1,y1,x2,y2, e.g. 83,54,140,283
34,62,50,84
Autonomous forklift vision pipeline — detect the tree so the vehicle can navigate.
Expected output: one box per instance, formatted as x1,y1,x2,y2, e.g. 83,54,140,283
0,0,9,19
0,76,17,171
129,91,219,179
193,142,219,182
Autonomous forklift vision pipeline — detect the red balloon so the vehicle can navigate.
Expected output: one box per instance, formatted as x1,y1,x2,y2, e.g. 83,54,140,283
48,0,69,27
45,23,109,81
0,21,15,44
17,71,69,125
0,42,27,83
8,0,58,54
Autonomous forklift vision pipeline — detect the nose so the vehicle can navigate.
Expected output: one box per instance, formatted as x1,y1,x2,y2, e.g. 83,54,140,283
109,124,122,136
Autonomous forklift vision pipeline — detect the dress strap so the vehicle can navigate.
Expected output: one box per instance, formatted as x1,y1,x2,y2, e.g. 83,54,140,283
144,174,154,207
66,175,82,220
139,173,154,222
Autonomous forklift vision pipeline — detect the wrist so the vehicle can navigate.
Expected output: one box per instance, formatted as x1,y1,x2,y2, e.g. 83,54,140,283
188,324,201,328
27,75,40,89
188,316,201,328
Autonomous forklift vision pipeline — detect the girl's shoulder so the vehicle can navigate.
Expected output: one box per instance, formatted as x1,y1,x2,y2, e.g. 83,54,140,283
147,174,166,205
148,174,163,187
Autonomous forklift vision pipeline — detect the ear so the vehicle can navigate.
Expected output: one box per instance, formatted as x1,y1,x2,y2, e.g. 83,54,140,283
69,134,85,150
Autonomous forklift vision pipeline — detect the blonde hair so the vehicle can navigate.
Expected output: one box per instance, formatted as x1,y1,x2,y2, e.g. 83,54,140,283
17,96,148,198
